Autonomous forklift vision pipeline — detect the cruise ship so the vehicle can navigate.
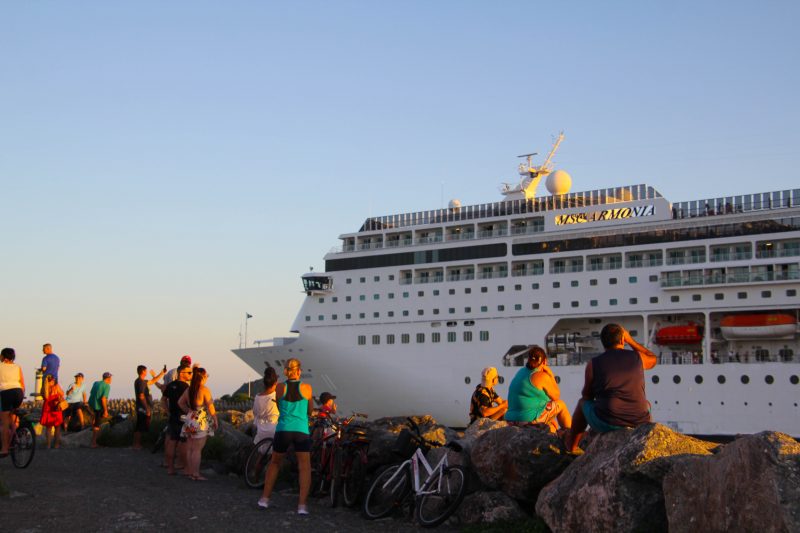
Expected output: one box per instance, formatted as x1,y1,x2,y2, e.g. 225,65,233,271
233,134,800,436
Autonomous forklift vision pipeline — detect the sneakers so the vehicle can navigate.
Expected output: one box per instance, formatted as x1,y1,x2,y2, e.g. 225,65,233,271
297,505,309,515
257,498,270,509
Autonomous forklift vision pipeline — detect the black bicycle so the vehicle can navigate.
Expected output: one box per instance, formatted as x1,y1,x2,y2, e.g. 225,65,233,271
244,436,274,489
8,408,36,468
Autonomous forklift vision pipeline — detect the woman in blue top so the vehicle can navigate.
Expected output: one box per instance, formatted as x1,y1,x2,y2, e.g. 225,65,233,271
505,346,571,433
259,358,313,515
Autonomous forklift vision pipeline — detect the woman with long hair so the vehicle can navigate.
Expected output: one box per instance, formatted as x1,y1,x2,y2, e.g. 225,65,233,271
505,345,571,433
259,358,313,514
178,367,217,480
0,347,25,457
40,374,65,448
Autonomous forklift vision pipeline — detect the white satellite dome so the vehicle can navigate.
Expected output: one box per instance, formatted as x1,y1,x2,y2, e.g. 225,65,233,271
448,199,462,210
546,169,572,195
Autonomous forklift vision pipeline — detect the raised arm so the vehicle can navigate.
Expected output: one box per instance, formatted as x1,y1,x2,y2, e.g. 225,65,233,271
624,329,657,370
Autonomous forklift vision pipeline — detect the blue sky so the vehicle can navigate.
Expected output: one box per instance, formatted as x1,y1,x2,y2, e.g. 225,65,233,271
2,2,798,397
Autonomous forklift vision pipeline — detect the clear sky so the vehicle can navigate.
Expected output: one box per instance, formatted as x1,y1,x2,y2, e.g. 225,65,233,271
2,2,798,398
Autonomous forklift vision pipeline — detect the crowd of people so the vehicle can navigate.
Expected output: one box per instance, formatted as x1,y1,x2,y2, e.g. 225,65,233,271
468,323,657,455
2,321,658,514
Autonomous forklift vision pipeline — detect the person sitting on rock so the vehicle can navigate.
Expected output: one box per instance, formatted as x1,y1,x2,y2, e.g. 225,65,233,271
468,367,508,424
505,346,571,433
563,323,657,454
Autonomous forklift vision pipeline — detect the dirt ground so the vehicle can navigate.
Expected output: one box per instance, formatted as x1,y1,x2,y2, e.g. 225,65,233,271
1,447,459,532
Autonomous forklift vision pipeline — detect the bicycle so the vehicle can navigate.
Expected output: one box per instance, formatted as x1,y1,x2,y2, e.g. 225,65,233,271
244,436,274,489
363,418,466,528
328,412,369,507
7,408,36,469
309,412,366,504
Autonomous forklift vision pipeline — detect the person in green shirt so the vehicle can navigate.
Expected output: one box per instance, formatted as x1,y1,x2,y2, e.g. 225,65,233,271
88,372,112,448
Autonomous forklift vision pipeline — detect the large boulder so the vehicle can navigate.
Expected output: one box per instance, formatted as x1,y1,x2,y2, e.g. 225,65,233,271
213,420,253,474
663,431,800,533
60,428,94,448
364,415,459,470
471,424,573,503
457,491,526,525
535,423,718,533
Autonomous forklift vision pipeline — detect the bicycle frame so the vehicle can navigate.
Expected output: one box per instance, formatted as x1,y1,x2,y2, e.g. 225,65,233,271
384,447,449,497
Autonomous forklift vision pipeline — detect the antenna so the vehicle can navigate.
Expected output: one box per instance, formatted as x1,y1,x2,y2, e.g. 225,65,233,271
517,152,538,170
539,131,565,173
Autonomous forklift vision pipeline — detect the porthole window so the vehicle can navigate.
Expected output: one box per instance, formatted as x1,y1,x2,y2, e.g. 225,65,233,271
744,401,749,406
790,375,799,385
695,375,703,384
765,375,774,384
741,375,750,384
718,375,726,384
555,376,561,384
652,375,660,384
497,376,505,384
464,377,471,384
673,375,681,384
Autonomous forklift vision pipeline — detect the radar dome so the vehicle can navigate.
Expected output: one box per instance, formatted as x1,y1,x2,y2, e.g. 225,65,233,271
448,199,462,210
546,169,572,195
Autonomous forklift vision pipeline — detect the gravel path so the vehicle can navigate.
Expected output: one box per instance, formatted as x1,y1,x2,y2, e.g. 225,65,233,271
1,447,458,532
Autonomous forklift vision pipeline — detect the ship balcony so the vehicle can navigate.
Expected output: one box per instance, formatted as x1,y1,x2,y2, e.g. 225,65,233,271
756,248,800,259
477,270,508,279
447,273,475,281
512,268,544,277
385,238,413,248
477,228,508,238
661,269,800,288
416,236,444,245
414,275,444,284
445,232,475,242
710,252,753,262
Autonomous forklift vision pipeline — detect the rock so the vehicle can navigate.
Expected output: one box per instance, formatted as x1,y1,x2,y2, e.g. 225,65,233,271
214,420,253,474
457,491,526,525
456,418,507,456
60,428,93,448
663,431,800,533
535,423,717,533
364,415,459,470
471,424,573,503
217,410,246,428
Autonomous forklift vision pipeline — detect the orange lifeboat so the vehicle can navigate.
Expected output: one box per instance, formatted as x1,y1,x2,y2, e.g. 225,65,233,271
655,324,704,345
720,314,797,340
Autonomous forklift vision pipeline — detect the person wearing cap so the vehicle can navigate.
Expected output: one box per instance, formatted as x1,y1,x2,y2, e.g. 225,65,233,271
88,372,112,448
468,367,508,424
318,392,337,419
156,355,192,393
505,346,571,434
63,372,87,431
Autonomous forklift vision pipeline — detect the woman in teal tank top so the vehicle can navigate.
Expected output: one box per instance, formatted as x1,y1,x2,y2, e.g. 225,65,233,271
260,358,314,515
505,346,572,433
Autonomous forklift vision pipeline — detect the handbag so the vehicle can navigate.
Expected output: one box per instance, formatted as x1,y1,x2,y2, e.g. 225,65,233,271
58,399,69,411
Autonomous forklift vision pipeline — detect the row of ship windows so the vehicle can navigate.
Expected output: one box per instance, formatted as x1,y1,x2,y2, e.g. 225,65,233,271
325,276,656,303
357,331,491,345
650,374,800,385
306,288,798,322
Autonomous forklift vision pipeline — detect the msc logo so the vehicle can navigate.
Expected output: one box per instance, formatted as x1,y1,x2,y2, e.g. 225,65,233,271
555,205,655,225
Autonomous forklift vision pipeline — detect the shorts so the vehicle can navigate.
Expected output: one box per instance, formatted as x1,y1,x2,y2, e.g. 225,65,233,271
135,412,151,432
272,431,312,453
64,403,83,417
506,401,560,427
581,400,625,433
168,421,186,442
0,388,24,412
91,408,106,428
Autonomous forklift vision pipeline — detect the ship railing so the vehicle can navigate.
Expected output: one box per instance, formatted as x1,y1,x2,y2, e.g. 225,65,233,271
413,276,444,284
447,274,475,281
445,232,475,242
477,229,508,239
511,268,544,277
358,242,383,250
477,271,508,279
510,225,545,236
756,248,800,259
417,236,444,245
399,277,413,285
661,270,800,287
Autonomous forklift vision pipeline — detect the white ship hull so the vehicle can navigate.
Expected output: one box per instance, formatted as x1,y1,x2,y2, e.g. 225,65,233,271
233,156,800,436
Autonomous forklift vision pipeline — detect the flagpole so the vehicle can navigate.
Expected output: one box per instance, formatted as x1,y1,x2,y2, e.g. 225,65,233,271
245,313,253,348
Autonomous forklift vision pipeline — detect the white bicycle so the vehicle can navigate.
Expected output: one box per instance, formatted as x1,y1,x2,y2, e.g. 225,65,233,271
363,418,466,527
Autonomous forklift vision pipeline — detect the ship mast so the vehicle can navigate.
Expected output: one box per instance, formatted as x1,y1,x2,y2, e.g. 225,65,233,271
501,131,565,201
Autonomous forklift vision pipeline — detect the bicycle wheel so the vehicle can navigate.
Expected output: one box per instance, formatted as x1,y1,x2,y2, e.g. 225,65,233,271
151,427,167,454
244,438,273,489
342,446,368,507
415,465,466,528
363,463,411,520
11,422,36,469
309,442,327,495
329,447,343,507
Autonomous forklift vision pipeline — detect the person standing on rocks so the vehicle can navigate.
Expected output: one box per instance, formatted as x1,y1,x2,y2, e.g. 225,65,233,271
133,364,166,450
88,372,112,448
163,363,192,475
63,373,87,431
40,374,65,449
259,358,313,515
505,347,571,433
564,324,657,454
40,343,60,394
253,367,279,444
468,367,508,424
